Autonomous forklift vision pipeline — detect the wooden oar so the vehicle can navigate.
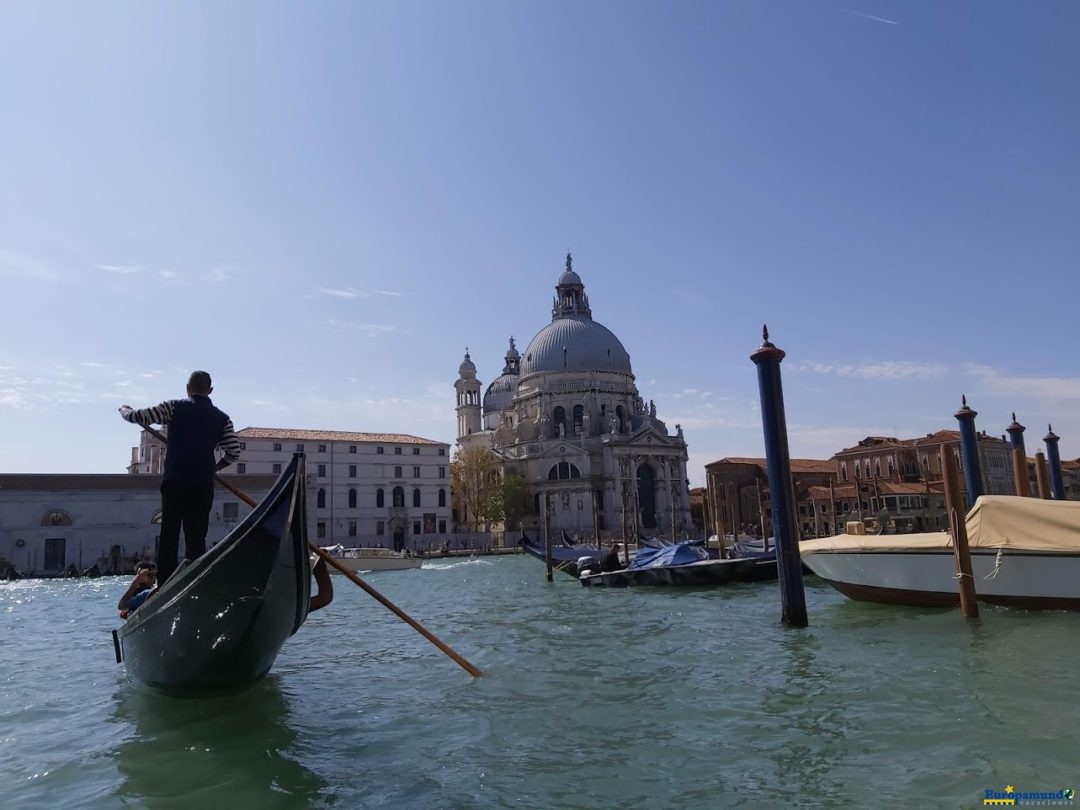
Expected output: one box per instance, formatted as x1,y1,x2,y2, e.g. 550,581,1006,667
136,424,483,677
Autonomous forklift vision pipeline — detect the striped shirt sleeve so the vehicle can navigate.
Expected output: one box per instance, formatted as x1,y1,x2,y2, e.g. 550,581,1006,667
217,418,242,466
119,400,176,426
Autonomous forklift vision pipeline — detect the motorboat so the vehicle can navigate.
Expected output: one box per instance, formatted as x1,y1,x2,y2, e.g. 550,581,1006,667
319,545,423,573
800,495,1080,611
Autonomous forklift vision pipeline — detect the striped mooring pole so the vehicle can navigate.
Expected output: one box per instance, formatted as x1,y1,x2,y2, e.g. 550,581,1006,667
1044,425,1064,500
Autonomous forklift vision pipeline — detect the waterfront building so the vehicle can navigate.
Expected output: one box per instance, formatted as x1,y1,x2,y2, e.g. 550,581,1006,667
0,473,276,578
455,254,692,540
232,428,452,551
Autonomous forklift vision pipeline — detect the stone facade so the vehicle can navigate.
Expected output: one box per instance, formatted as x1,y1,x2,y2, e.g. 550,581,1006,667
455,255,692,540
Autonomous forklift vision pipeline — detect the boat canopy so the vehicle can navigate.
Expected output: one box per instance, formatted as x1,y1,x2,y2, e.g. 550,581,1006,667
629,543,709,570
800,495,1080,554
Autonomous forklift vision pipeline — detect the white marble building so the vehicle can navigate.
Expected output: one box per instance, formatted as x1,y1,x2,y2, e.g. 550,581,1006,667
456,255,692,540
233,429,452,552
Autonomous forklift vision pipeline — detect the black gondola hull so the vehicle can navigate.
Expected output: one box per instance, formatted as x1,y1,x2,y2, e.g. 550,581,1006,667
115,455,311,693
579,556,778,587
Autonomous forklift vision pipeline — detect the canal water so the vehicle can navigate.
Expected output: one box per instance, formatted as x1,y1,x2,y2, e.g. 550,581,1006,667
1,555,1076,808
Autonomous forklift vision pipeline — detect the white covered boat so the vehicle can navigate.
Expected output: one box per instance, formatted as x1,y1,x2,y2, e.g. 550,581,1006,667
318,545,423,573
800,496,1080,611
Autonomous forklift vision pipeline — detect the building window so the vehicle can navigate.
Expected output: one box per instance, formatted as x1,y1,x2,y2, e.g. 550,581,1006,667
377,446,384,455
348,520,357,537
875,460,882,478
349,445,357,454
395,447,402,455
349,488,357,508
439,466,446,479
376,520,385,536
864,461,871,478
223,502,239,520
413,488,421,507
237,463,246,474
413,520,421,535
317,488,326,508
349,465,357,478
239,441,246,450
393,486,404,507
296,443,304,452
41,511,73,527
548,462,581,480
273,443,282,452
318,444,327,453
573,405,584,436
439,488,446,507
318,464,327,477
317,521,326,538
439,519,446,534
413,466,420,478
413,447,420,455
377,488,385,508
438,448,446,456
394,466,403,478
273,463,282,474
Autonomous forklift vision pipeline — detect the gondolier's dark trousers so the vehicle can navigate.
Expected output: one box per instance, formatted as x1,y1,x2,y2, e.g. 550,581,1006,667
158,481,215,584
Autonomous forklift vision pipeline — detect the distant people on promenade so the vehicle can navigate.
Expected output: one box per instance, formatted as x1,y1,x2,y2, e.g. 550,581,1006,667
119,370,241,584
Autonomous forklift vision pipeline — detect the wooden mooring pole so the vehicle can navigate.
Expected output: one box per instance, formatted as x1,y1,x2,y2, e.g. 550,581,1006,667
1035,452,1051,500
751,326,808,628
1044,425,1064,500
544,493,553,582
940,447,979,619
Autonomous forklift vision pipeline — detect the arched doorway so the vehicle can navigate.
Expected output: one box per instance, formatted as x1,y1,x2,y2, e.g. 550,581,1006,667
637,463,657,529
393,528,405,552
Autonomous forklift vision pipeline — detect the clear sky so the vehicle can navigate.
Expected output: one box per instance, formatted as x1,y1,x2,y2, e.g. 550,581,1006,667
2,1,1078,485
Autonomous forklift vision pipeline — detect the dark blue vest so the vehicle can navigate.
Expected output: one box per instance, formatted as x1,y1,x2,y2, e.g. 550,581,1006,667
164,395,228,483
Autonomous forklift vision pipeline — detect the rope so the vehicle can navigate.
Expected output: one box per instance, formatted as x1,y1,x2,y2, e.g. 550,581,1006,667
984,548,1004,580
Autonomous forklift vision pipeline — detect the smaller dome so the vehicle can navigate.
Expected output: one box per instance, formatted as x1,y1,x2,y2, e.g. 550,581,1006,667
458,350,476,379
483,374,517,415
558,268,582,287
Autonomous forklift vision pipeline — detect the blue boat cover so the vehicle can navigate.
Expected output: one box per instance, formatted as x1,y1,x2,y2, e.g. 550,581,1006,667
629,543,709,570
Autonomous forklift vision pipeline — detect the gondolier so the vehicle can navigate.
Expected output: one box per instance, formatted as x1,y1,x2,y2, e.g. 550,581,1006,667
119,370,241,584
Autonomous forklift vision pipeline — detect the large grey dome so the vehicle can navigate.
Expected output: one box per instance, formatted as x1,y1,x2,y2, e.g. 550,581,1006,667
520,316,632,377
483,374,517,414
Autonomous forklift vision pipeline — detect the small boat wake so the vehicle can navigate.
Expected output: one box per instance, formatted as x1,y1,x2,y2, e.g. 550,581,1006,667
422,558,495,571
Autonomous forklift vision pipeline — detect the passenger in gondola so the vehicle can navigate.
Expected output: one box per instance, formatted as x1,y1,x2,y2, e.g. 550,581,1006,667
118,561,158,619
308,557,334,613
601,542,623,573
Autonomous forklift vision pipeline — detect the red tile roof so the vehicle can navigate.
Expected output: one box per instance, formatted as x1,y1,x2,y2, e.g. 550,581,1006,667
239,427,445,445
708,457,834,474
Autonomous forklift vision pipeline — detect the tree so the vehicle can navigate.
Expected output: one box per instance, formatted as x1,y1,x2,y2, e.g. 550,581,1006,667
501,473,532,533
450,446,503,531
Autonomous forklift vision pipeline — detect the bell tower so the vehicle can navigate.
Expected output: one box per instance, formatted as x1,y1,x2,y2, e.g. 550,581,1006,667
455,348,482,438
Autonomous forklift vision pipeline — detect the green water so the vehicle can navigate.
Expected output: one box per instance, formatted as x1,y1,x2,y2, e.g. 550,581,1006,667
1,556,1076,808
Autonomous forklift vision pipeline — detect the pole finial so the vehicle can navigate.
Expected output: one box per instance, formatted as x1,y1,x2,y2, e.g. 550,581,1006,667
762,323,769,342
1012,411,1016,422
962,394,967,407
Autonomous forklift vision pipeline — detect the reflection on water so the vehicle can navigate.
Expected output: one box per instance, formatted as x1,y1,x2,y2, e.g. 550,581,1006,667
112,677,332,808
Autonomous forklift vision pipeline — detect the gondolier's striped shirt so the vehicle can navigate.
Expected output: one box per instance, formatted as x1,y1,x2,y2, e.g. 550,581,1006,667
121,398,242,472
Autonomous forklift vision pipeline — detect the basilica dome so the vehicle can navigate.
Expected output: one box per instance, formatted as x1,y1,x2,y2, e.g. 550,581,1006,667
483,374,516,414
519,316,632,378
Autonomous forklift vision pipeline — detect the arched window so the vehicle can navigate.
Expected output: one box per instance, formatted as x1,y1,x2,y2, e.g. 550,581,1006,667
616,405,625,433
348,488,357,508
841,463,848,482
41,511,72,527
393,486,405,508
874,459,882,478
317,488,326,509
439,488,446,507
553,406,566,437
547,462,581,480
413,488,421,508
376,488,385,508
573,405,584,436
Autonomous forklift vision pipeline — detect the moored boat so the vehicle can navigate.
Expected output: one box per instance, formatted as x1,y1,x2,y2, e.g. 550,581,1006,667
580,541,778,587
113,453,312,692
319,545,423,573
520,532,604,577
800,495,1080,611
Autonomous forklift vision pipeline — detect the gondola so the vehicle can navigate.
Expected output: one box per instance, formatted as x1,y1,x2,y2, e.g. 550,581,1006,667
113,453,311,693
580,542,778,588
519,532,603,577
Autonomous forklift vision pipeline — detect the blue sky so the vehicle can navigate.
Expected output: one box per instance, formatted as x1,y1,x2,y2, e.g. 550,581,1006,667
2,1,1078,485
